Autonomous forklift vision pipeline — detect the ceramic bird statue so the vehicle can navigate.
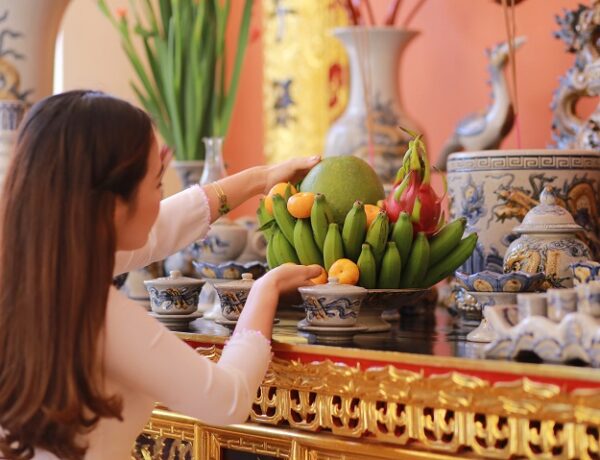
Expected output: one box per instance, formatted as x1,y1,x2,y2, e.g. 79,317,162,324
436,36,527,171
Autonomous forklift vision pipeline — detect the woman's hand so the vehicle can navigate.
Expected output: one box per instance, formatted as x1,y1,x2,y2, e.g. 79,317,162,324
234,263,322,338
262,155,321,194
257,263,322,294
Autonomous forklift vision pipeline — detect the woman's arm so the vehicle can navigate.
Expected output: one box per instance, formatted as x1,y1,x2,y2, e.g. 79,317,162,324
234,264,322,338
114,156,320,275
202,156,320,223
104,264,320,425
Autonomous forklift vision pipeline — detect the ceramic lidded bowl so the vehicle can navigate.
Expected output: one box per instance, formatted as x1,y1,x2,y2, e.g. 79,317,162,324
144,270,205,315
194,217,248,264
214,273,255,321
503,187,592,288
298,278,367,327
446,149,600,273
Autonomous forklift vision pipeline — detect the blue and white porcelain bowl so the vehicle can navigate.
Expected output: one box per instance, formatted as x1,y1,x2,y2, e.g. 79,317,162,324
570,261,600,285
194,217,247,264
193,260,268,280
144,270,205,315
447,149,600,273
455,270,545,293
298,278,367,327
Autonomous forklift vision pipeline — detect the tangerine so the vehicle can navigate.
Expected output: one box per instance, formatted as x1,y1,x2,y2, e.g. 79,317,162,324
264,182,297,214
364,204,381,229
310,266,328,285
287,192,315,219
328,258,360,285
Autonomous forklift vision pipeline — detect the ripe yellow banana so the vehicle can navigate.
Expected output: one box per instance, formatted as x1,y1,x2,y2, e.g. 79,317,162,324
342,201,367,262
294,218,324,266
428,217,467,268
272,226,299,265
391,212,413,271
365,210,389,267
421,233,478,288
378,241,402,289
399,232,430,288
272,193,296,245
323,222,344,271
310,193,333,252
357,243,377,289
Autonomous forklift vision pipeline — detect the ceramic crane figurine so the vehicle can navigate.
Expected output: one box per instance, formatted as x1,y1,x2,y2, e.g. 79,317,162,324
436,36,527,171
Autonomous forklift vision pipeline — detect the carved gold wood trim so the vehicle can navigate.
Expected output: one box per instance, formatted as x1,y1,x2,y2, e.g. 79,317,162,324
139,414,480,460
175,330,600,384
187,345,600,459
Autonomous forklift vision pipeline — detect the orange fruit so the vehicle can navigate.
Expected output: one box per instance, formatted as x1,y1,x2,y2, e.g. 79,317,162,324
310,266,328,285
264,182,297,214
364,204,381,229
328,258,360,285
287,192,315,219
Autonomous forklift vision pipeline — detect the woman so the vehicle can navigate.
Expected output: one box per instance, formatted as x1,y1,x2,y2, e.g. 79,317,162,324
0,90,322,459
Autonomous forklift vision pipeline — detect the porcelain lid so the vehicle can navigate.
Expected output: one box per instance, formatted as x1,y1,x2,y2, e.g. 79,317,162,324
218,273,255,290
298,277,367,296
513,186,583,234
143,270,204,288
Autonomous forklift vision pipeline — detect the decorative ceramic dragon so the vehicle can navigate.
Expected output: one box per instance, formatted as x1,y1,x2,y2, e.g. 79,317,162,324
551,0,600,149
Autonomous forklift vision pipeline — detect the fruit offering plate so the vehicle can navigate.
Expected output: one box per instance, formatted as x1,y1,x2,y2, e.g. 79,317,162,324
483,305,600,366
364,288,435,314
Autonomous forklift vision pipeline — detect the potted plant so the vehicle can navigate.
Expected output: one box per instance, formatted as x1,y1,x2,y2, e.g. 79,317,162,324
98,0,253,187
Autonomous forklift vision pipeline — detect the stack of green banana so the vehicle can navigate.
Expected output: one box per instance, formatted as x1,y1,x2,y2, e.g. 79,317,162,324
257,190,329,269
257,189,477,289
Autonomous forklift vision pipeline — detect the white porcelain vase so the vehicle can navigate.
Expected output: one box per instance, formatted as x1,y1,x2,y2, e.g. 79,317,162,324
0,0,70,187
0,0,70,103
447,149,600,273
324,26,421,185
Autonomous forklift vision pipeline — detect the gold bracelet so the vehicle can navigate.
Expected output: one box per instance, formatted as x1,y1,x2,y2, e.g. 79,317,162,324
211,182,230,216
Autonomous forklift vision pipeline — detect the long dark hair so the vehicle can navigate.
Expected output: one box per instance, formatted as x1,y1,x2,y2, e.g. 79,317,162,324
0,90,153,459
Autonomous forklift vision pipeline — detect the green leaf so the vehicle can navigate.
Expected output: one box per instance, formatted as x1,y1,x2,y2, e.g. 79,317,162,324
219,0,252,137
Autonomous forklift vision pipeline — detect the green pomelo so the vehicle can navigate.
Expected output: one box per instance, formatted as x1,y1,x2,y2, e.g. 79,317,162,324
300,156,385,225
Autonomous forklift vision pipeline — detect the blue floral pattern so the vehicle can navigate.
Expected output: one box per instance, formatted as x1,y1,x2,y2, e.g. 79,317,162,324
148,286,201,312
302,295,360,323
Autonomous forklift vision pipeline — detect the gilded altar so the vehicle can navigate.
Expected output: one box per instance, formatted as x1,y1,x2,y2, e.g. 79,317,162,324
134,308,600,460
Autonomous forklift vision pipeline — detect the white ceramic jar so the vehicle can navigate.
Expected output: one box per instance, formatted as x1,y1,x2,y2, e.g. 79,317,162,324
447,149,600,273
503,187,592,288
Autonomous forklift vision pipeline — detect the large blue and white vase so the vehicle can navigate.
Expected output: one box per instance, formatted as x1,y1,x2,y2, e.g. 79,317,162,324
0,0,70,187
0,0,69,103
447,149,600,273
324,27,422,186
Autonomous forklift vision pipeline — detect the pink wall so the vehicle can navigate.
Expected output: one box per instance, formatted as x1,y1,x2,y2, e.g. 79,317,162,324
225,0,585,218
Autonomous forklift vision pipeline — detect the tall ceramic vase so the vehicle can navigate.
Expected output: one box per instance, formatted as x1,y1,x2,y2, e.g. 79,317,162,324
0,0,70,188
324,27,422,186
0,0,69,102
